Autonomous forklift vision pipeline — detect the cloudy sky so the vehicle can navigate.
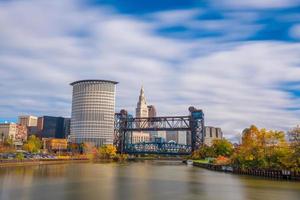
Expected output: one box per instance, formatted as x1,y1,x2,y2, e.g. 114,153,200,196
1,0,300,140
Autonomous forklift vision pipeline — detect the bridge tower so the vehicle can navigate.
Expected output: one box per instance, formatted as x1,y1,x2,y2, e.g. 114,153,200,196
114,107,205,155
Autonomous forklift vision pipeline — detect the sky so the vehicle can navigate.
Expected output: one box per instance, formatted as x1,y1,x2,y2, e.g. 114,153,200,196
1,0,300,141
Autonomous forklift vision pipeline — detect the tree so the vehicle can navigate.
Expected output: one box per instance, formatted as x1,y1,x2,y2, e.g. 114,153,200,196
96,145,117,160
212,139,234,157
192,145,215,159
288,126,300,142
231,125,291,170
23,135,42,153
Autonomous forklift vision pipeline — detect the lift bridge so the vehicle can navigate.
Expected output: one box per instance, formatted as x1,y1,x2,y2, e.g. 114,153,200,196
114,107,204,155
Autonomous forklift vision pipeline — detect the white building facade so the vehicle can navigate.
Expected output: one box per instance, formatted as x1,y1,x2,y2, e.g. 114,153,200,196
70,80,118,146
18,115,38,127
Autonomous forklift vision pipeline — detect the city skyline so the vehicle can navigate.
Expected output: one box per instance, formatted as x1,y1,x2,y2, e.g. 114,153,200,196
1,0,300,141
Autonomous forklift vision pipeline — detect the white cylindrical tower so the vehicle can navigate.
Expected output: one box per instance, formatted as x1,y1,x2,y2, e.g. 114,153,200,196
70,80,118,146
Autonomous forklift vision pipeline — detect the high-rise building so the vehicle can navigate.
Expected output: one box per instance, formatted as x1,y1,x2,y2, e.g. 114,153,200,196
70,80,118,146
136,86,149,119
18,115,38,127
37,116,70,139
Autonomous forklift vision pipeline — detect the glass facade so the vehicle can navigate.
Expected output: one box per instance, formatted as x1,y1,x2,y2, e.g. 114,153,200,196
39,116,69,138
70,80,117,146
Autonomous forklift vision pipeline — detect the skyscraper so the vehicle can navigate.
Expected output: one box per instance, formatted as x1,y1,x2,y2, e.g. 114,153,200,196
70,80,118,146
136,86,149,119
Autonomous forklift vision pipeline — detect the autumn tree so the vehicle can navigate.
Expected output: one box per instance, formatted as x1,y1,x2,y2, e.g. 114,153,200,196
288,126,300,142
212,139,234,157
231,125,291,169
96,145,117,160
23,135,42,153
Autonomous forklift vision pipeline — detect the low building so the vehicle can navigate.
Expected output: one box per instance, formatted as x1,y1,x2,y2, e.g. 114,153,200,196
131,132,150,143
0,123,17,142
0,123,27,143
43,138,68,152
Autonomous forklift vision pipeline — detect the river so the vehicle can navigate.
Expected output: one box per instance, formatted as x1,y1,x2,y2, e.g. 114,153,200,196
0,161,299,200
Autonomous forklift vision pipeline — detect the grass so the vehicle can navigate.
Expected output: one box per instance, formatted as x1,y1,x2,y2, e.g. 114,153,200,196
193,159,210,164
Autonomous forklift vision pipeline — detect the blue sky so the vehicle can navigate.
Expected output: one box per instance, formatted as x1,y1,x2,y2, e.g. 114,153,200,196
0,0,300,140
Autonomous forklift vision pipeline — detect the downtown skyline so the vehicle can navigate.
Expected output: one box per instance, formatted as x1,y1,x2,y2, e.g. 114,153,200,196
1,0,300,141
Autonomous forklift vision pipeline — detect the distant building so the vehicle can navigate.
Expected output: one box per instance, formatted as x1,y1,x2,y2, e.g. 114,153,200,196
132,132,150,143
204,126,223,146
186,126,223,146
133,86,157,144
177,131,186,145
0,123,17,142
0,123,27,142
186,131,191,145
38,116,70,138
136,86,149,119
15,124,28,141
150,131,167,142
18,115,38,127
166,131,178,143
148,105,156,118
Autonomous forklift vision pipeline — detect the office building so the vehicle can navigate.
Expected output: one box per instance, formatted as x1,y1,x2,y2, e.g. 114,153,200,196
204,126,223,146
18,115,38,127
38,116,70,138
70,80,118,146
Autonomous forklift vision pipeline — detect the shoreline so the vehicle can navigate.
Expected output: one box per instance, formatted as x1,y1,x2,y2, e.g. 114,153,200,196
0,158,89,168
192,161,300,181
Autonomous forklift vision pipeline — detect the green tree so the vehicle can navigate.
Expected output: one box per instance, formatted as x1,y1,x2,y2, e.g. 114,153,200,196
212,139,234,157
192,145,215,159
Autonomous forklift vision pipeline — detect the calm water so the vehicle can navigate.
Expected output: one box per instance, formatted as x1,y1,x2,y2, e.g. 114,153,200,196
0,161,300,200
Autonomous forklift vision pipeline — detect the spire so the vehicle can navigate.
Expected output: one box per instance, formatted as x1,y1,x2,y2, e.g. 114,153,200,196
138,85,147,105
140,85,144,96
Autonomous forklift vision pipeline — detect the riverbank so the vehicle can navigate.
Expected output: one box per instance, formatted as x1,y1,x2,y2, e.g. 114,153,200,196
0,158,89,167
192,161,300,181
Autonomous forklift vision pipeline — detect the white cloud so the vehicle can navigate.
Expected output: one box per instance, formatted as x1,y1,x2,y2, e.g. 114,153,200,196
0,0,300,141
212,0,300,9
290,24,300,39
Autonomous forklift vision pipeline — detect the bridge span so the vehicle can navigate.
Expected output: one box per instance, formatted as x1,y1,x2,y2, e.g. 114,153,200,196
114,107,204,155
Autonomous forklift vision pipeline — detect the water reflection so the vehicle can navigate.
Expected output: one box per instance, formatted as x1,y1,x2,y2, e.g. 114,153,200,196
0,161,300,200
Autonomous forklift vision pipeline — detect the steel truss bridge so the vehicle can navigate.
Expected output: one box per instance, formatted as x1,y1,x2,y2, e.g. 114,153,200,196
114,107,204,155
